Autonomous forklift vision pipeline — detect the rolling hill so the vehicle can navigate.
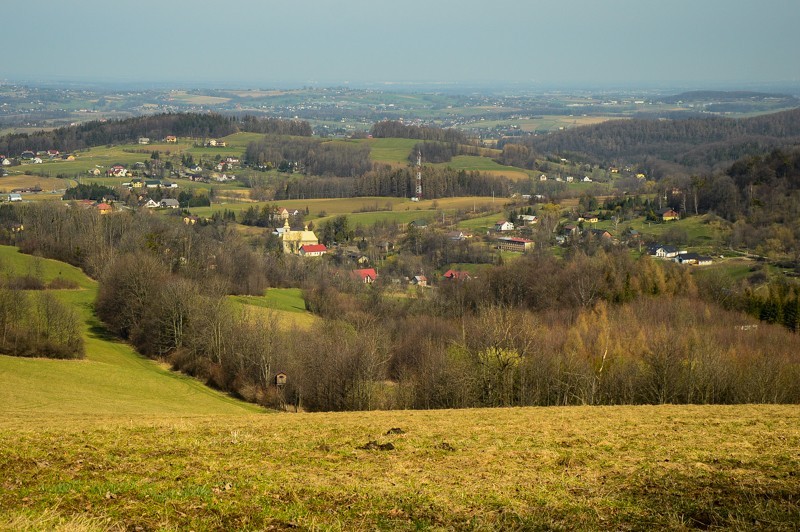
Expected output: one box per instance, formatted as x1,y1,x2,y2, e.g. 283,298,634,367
0,245,261,423
529,107,800,172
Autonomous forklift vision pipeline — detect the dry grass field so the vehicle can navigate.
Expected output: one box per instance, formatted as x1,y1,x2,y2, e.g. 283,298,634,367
1,406,798,530
0,174,75,193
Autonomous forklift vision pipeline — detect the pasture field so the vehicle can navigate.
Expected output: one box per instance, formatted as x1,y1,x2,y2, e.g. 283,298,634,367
433,155,531,180
593,215,728,252
230,288,318,330
190,196,502,222
460,114,619,132
357,138,418,164
457,212,508,232
0,245,94,289
167,91,232,105
0,174,75,193
1,405,797,530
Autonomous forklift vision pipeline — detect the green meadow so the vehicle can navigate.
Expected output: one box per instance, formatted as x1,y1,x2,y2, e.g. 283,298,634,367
230,288,318,329
358,138,419,164
433,155,531,180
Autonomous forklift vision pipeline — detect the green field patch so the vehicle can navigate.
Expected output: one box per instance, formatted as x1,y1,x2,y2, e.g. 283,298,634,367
230,288,317,329
0,174,75,193
0,245,94,289
358,138,418,164
232,288,307,314
595,215,726,251
457,212,506,231
434,155,530,178
193,196,502,221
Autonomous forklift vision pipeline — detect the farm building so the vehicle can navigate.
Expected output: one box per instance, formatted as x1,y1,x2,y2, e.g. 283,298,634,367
495,236,534,252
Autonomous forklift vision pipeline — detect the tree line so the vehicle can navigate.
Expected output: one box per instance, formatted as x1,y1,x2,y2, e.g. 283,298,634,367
0,113,312,156
268,164,511,200
245,136,373,177
370,120,468,143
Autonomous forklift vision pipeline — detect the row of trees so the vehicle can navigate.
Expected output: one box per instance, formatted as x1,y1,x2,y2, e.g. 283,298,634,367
370,120,468,143
269,164,511,200
0,113,312,156
244,136,373,177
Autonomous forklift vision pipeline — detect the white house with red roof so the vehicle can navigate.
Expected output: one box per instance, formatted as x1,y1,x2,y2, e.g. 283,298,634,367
494,220,514,232
299,244,327,257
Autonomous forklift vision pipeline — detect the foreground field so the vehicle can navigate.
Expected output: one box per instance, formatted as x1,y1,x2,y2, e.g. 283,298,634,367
1,405,798,530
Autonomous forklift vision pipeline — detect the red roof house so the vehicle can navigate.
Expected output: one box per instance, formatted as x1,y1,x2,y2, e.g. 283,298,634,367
443,269,471,281
299,244,328,257
351,268,378,283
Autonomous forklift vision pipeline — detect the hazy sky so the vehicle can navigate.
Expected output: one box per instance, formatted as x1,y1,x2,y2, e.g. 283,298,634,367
3,0,798,88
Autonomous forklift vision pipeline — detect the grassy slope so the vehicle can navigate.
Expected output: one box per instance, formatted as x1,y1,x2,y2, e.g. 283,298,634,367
358,138,419,164
1,405,797,530
0,246,260,424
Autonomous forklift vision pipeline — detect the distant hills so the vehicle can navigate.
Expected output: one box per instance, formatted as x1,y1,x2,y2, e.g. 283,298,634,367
529,107,800,175
661,90,799,105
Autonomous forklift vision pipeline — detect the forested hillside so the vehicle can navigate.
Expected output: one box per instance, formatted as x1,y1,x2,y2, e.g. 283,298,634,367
370,120,469,143
0,113,312,155
521,108,800,174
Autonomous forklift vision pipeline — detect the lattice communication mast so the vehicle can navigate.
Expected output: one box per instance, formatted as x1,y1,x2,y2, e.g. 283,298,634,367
413,150,423,201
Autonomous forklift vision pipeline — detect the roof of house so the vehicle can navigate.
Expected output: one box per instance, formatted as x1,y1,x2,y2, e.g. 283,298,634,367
443,269,471,280
588,228,612,238
649,244,678,253
496,236,534,243
351,268,378,281
300,244,327,253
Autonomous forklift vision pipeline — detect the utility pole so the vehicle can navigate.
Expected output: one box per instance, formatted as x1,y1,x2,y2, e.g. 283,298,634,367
413,150,423,202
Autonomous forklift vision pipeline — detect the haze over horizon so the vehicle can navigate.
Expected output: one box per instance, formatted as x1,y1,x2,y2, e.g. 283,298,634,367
2,0,799,90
